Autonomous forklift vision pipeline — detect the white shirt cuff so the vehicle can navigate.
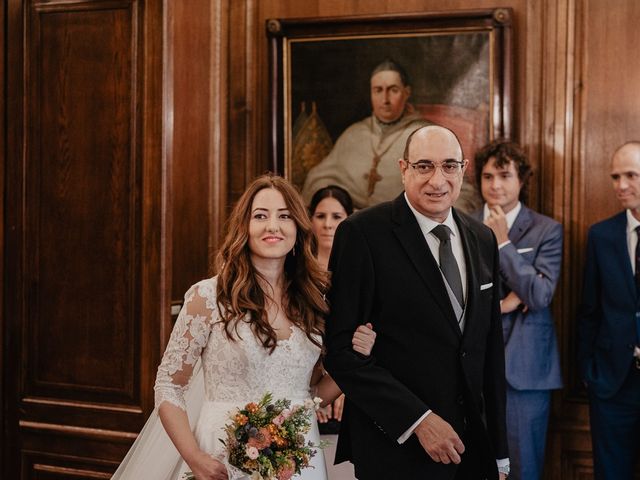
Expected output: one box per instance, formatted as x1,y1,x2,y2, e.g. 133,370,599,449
498,240,511,249
397,410,431,444
497,457,510,469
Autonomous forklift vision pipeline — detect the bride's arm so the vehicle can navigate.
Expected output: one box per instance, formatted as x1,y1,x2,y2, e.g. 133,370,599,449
154,283,227,478
158,403,226,477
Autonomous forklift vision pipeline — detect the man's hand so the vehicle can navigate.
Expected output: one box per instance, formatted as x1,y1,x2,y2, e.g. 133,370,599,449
414,413,465,464
484,205,510,244
332,394,345,421
500,291,527,314
499,473,507,480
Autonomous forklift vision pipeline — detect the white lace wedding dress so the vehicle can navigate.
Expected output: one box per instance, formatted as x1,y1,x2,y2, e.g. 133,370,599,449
112,277,328,480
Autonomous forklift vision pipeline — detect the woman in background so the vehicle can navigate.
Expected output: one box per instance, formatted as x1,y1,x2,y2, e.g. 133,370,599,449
309,185,353,271
309,185,361,480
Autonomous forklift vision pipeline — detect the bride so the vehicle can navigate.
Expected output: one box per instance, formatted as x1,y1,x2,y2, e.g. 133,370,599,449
113,174,375,480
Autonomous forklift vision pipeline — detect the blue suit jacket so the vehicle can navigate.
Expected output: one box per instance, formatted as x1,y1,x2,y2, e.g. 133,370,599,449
577,211,640,399
473,205,563,390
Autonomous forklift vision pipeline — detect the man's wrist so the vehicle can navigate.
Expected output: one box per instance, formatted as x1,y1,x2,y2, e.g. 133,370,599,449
497,462,510,477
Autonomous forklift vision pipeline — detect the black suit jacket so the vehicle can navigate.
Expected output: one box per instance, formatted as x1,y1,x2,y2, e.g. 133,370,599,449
324,194,508,479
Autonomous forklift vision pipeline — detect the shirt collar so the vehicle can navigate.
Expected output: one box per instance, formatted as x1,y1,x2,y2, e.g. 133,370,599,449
404,193,458,236
626,209,640,234
483,201,522,230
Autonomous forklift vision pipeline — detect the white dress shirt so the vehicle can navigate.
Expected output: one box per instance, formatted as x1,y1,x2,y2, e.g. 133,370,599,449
626,209,640,273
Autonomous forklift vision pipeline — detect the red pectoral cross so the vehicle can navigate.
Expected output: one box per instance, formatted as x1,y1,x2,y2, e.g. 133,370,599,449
364,154,383,197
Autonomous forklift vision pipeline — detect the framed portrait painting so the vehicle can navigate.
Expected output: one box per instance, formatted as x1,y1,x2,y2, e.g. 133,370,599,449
267,9,514,211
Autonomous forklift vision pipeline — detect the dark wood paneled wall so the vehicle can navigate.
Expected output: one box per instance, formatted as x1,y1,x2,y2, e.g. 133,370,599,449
3,0,640,478
4,0,165,477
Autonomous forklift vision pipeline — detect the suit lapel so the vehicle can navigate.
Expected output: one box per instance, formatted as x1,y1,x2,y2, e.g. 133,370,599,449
391,196,462,338
454,210,480,338
610,212,635,299
508,206,533,246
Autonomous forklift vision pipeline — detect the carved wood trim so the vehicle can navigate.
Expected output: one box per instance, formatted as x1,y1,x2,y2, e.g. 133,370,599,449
20,421,138,441
32,464,112,479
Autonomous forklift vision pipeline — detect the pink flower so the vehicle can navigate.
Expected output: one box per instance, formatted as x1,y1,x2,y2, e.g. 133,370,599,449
277,459,296,480
245,445,259,460
281,409,292,419
272,414,286,426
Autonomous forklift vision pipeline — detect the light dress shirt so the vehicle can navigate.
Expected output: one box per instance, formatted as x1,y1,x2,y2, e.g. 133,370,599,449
625,209,640,274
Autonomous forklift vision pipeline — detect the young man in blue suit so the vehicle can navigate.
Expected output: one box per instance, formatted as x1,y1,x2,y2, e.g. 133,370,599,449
578,141,640,480
473,141,563,480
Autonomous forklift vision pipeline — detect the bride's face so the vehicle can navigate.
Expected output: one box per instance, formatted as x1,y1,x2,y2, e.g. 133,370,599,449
248,188,297,262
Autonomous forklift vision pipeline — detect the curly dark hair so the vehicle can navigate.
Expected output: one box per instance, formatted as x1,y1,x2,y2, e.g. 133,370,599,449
474,140,532,202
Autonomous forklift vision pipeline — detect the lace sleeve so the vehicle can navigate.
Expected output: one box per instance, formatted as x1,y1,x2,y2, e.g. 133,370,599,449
154,282,216,410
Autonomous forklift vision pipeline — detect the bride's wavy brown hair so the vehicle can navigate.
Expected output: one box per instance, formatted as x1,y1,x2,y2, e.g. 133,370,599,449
214,174,328,352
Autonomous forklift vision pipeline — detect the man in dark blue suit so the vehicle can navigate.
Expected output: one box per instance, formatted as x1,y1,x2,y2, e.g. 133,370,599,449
472,141,563,480
578,141,640,480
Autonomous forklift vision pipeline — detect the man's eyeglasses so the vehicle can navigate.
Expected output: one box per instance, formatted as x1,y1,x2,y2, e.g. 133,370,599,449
404,159,465,177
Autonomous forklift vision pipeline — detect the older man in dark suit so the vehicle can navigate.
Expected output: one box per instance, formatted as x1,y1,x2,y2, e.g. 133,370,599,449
324,125,509,479
578,141,640,480
472,140,563,480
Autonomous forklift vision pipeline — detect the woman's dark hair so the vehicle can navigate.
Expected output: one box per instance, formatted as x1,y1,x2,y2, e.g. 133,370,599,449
308,185,354,216
474,140,532,201
215,174,327,353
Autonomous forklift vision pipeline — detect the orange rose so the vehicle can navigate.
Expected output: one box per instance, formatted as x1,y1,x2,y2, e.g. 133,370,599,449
273,435,288,448
235,413,248,426
245,402,259,414
247,427,272,449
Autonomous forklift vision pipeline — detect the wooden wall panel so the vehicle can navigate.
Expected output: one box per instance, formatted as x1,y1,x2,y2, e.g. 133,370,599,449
27,2,137,401
0,0,6,474
4,0,165,477
166,0,230,323
544,1,640,478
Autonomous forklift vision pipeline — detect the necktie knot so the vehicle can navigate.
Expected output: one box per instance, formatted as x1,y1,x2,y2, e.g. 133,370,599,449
432,224,452,243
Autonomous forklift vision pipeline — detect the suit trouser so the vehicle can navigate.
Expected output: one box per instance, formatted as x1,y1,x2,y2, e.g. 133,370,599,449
454,417,497,480
505,386,551,480
588,367,640,480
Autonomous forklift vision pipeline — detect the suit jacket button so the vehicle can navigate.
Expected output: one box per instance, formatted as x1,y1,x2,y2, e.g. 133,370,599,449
461,350,467,358
457,395,464,405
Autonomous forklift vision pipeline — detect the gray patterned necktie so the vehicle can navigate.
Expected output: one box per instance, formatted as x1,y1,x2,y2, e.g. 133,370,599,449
431,224,464,307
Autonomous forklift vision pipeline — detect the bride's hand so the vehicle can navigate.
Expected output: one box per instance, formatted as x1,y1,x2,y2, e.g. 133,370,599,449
352,322,376,356
188,450,228,479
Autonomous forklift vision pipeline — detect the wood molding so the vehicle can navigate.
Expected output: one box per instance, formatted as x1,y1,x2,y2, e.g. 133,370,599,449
19,421,137,441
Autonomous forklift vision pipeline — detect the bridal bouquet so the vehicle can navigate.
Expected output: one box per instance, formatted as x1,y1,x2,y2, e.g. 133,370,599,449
183,392,323,480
